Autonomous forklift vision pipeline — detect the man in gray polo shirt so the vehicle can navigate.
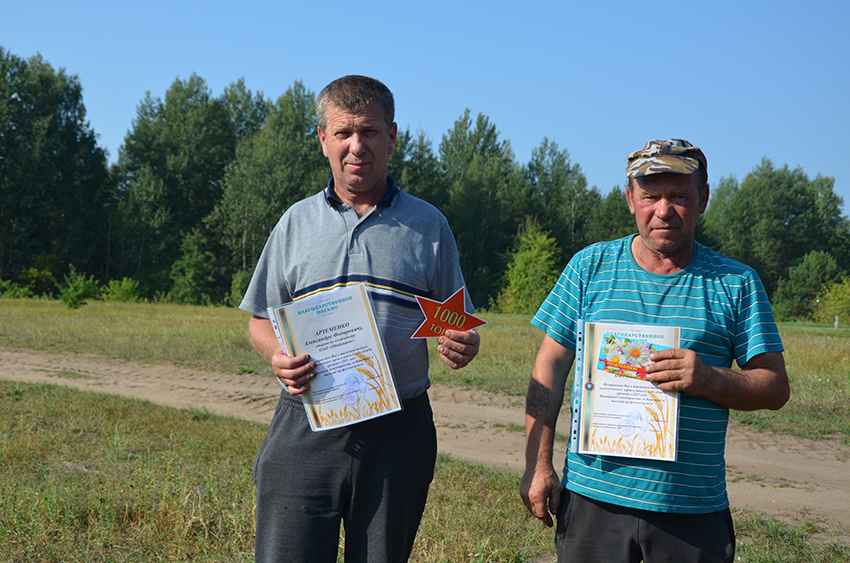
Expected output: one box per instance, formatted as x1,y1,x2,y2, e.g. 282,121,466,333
240,75,480,563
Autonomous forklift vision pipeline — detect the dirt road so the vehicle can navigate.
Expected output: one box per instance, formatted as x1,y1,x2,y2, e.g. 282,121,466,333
2,347,848,529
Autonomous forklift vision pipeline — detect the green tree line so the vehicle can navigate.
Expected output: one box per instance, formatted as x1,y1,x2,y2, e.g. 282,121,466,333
2,47,849,322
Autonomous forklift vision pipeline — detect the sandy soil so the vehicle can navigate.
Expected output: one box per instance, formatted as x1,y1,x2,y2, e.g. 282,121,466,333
2,347,849,534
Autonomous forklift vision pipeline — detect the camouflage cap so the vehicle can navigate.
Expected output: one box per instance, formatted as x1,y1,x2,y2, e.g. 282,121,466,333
626,139,707,179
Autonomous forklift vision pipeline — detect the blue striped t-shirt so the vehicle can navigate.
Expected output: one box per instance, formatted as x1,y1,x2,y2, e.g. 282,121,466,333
531,235,783,513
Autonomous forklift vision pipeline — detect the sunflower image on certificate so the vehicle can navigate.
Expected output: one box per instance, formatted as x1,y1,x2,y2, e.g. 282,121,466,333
597,332,674,380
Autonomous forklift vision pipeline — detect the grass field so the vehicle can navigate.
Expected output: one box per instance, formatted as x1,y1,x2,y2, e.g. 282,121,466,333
1,299,849,561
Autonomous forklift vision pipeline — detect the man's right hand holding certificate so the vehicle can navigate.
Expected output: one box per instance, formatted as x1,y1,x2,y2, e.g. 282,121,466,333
270,351,316,395
249,315,316,396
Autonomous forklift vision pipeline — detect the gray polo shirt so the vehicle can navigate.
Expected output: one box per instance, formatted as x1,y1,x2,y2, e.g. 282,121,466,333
240,179,473,399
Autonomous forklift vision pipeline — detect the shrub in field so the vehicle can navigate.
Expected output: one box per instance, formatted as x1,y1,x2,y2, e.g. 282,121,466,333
0,267,57,299
102,277,142,302
228,270,251,308
773,251,840,321
19,267,57,296
495,219,560,314
0,279,35,298
171,230,217,306
813,276,850,326
59,265,100,308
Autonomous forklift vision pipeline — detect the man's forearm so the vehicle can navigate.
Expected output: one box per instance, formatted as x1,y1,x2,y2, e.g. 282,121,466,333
697,355,790,411
525,375,564,468
249,315,281,360
525,336,575,469
646,350,790,411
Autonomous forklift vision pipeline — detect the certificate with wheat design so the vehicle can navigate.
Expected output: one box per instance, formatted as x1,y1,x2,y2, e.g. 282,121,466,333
576,321,680,461
267,283,401,431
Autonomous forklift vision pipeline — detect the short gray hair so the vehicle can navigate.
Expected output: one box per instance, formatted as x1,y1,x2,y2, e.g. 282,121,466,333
315,75,394,131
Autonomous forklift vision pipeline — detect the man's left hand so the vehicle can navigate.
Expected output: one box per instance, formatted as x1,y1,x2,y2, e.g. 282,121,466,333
437,329,480,369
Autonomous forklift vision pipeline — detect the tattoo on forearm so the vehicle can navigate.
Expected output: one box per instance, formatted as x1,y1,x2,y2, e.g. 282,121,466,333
526,378,552,418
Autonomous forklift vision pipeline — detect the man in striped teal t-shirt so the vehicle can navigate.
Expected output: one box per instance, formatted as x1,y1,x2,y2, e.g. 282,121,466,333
520,139,789,563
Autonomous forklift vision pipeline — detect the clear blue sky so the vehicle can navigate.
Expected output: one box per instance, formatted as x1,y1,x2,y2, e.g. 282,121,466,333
4,0,849,213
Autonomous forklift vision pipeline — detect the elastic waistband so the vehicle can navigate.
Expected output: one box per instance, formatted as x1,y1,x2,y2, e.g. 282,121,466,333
400,390,431,412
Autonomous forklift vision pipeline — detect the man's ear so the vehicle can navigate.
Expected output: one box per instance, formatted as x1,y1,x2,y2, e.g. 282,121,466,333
699,184,710,214
626,182,636,215
317,126,329,158
388,122,398,155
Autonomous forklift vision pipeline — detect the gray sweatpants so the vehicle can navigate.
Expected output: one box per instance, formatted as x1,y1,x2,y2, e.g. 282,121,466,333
253,391,437,563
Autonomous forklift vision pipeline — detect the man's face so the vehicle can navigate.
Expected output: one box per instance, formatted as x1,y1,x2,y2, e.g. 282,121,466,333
627,173,709,257
317,103,397,198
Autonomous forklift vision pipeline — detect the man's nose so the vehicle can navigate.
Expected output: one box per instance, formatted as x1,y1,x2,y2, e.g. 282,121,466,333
349,133,365,154
655,197,674,217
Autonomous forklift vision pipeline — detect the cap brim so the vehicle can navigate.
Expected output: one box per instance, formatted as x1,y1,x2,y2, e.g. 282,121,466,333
626,155,700,179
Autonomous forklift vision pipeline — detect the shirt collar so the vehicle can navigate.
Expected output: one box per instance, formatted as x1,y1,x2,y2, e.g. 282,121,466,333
323,176,400,207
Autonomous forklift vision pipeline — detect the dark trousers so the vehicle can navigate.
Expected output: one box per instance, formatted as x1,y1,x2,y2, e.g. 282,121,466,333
555,489,736,563
253,391,437,563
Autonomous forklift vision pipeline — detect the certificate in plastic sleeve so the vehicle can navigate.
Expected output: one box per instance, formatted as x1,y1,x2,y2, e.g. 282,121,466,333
267,284,401,431
572,320,680,461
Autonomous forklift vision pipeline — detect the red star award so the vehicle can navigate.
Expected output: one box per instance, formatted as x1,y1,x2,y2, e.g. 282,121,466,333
411,287,486,339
